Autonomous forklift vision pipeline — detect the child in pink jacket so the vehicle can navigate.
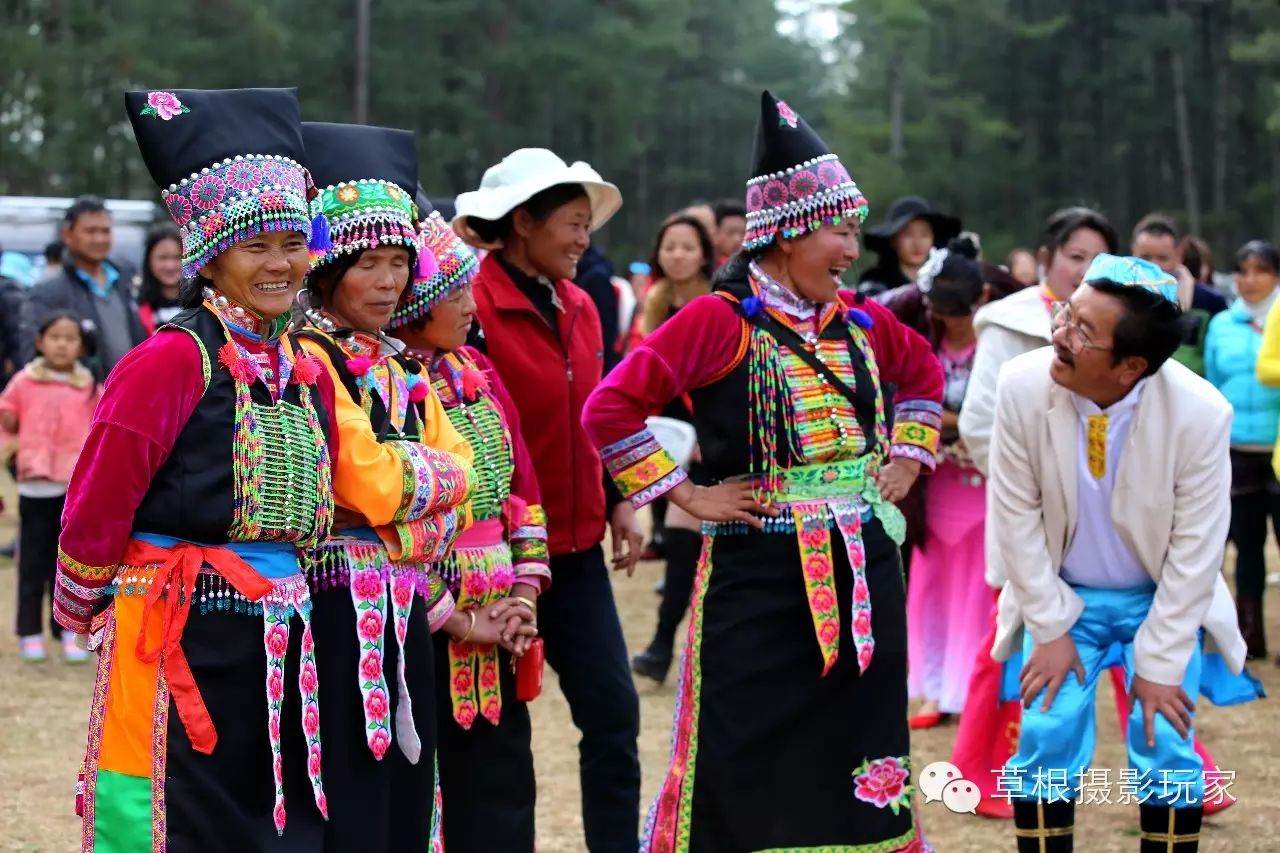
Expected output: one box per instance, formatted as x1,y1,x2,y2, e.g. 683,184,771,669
1,311,101,662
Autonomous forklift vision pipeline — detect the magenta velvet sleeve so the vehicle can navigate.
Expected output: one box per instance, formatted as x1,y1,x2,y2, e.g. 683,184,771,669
54,331,207,633
583,294,746,508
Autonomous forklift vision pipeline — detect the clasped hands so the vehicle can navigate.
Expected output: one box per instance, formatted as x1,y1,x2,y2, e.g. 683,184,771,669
446,582,541,657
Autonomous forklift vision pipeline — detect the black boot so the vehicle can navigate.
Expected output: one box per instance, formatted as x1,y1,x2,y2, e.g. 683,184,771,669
1013,800,1074,852
1139,804,1202,852
631,646,672,683
1236,594,1267,660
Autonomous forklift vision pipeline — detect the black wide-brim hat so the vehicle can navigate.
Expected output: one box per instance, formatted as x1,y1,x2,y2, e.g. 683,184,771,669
863,196,961,256
125,87,313,278
302,122,421,271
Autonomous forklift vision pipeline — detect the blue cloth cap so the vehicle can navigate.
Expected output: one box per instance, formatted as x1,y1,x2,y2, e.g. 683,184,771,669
1084,253,1180,305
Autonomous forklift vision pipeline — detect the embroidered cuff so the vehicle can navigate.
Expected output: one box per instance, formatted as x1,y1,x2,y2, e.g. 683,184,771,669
893,399,943,429
511,503,551,589
890,400,942,471
600,429,689,508
58,548,118,583
379,508,463,563
423,573,456,633
390,442,476,523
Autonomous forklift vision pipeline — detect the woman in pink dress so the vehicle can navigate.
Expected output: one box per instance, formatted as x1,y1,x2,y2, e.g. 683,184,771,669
904,238,994,730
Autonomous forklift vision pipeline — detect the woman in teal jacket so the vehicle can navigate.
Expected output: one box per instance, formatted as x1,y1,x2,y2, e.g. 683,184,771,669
1206,239,1280,661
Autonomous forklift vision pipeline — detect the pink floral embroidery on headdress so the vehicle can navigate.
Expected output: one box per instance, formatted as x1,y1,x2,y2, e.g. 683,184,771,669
140,91,190,121
776,100,799,129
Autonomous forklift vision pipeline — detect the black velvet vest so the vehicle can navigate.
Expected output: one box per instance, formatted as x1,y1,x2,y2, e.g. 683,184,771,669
295,328,423,442
689,269,880,483
132,306,332,543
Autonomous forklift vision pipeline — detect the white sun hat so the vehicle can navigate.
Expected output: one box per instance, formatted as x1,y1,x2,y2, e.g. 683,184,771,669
452,147,622,250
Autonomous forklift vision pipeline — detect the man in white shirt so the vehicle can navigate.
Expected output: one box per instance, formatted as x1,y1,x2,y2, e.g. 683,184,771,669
987,255,1250,852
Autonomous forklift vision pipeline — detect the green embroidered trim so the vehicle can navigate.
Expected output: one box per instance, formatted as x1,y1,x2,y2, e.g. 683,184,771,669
437,386,513,522
752,825,917,852
244,401,327,538
158,325,212,391
316,179,416,224
770,458,906,545
58,548,116,581
223,328,333,546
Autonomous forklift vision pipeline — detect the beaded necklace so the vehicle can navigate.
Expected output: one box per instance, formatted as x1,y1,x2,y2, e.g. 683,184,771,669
202,296,333,546
431,352,513,522
305,309,422,432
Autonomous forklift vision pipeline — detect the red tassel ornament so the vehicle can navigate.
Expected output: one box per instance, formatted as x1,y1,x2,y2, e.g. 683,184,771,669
218,341,262,383
292,354,324,385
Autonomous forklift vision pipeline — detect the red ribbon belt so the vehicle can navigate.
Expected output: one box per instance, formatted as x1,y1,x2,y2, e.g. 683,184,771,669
124,539,272,755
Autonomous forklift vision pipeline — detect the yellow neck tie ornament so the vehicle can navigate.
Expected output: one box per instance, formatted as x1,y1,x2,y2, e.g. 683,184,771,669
1086,414,1108,480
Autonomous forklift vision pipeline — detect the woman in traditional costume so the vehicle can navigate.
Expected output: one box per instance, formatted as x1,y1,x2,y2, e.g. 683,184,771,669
56,87,336,850
386,201,548,851
583,92,942,852
293,122,484,849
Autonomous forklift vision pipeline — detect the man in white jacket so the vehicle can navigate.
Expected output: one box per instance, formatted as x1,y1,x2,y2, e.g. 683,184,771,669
988,255,1250,853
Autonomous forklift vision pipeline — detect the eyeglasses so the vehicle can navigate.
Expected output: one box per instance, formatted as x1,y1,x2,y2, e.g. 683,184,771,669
1050,301,1112,355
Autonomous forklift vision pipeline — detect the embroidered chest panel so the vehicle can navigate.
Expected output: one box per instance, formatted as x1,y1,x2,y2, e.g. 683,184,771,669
779,338,868,463
235,399,330,542
435,381,513,522
222,334,333,546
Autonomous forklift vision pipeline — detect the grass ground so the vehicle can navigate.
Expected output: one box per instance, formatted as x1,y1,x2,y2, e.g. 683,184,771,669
2,506,1278,851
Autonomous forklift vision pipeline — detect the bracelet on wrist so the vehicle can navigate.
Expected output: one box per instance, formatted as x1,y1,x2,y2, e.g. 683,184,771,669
459,609,477,643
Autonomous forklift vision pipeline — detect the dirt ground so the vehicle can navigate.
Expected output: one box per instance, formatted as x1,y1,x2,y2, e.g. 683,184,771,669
2,504,1279,851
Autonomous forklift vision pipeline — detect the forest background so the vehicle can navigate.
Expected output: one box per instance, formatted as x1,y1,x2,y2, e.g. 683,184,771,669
3,0,1280,263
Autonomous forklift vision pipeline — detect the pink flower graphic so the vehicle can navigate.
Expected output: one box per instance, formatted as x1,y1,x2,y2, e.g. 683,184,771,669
267,670,284,702
818,620,839,647
308,746,323,777
352,569,384,602
269,714,281,742
853,579,870,604
453,668,474,694
364,689,388,721
853,756,910,812
463,572,490,600
853,610,871,637
810,587,836,614
360,650,383,683
858,643,875,671
776,100,799,129
804,555,831,581
479,664,498,689
273,802,287,830
265,623,289,657
369,729,391,759
315,793,328,818
142,91,189,121
392,580,414,608
357,609,384,641
303,707,320,737
300,662,318,695
301,628,314,654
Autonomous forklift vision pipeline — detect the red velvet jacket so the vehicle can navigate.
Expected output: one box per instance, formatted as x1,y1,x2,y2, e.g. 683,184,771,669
473,254,608,556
